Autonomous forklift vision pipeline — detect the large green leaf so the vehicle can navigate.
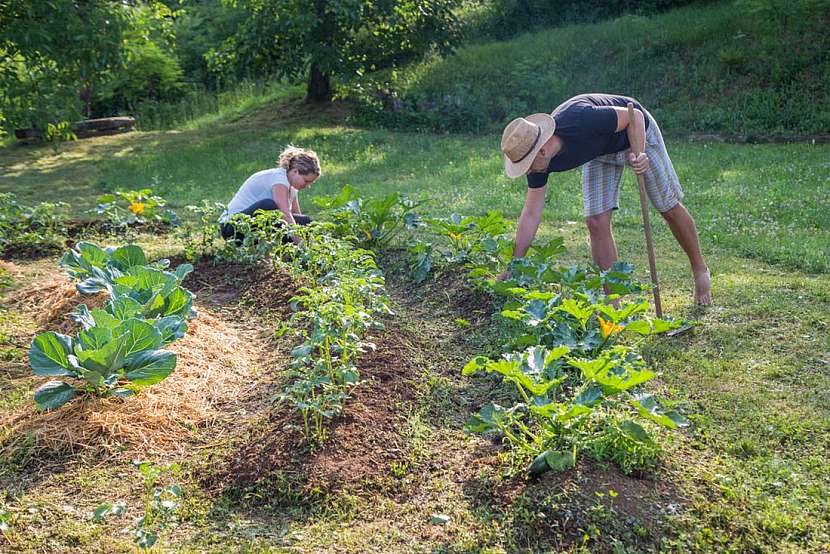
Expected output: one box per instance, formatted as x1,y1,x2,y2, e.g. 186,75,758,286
110,244,147,270
76,326,113,351
557,298,592,328
619,420,653,443
34,380,77,411
154,316,188,345
464,402,510,434
162,287,193,318
74,332,128,374
120,318,162,357
461,355,489,376
30,332,76,377
106,295,144,321
125,350,176,386
174,263,193,282
631,394,689,429
595,302,649,324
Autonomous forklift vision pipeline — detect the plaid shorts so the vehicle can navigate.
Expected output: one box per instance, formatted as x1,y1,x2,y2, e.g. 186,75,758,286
581,113,683,217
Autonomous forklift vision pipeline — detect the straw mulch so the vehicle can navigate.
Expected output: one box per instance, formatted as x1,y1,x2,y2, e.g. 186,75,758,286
1,267,283,459
7,273,108,335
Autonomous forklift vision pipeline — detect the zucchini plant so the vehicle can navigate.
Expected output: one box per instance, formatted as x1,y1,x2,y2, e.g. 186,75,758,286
313,185,422,248
463,261,689,475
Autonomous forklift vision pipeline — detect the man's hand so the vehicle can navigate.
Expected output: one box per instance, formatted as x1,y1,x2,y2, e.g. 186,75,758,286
628,152,649,175
496,270,511,282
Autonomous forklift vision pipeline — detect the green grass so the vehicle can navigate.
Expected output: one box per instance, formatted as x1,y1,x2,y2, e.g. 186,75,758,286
2,99,827,273
351,0,830,135
1,95,829,551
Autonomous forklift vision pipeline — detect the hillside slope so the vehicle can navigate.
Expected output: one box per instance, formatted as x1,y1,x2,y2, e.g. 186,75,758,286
353,0,830,135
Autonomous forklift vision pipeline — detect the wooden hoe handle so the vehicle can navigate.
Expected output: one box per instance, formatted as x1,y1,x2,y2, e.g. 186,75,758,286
626,102,663,318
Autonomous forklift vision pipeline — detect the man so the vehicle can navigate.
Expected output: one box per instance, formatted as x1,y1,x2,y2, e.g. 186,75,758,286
499,93,712,305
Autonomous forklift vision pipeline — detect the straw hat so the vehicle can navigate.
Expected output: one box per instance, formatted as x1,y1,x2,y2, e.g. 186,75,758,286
500,113,556,178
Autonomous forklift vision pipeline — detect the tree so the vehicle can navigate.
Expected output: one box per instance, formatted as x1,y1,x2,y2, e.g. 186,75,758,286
210,0,462,103
0,0,177,134
0,0,128,132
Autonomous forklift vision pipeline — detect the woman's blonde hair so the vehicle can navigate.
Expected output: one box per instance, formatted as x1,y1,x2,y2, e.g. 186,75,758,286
278,145,321,176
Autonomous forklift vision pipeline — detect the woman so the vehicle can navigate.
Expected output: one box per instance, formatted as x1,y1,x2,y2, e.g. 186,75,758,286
220,146,321,245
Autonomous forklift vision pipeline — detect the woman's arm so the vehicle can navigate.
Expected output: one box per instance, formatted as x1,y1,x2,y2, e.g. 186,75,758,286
271,185,296,224
272,185,302,245
292,194,301,215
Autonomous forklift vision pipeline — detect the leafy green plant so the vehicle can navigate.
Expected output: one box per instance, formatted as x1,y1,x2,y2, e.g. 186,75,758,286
96,188,179,230
176,200,225,262
60,242,171,294
44,121,76,153
31,242,195,411
275,224,391,443
0,193,70,255
29,318,178,411
463,343,687,475
132,461,182,551
314,185,422,248
409,210,514,282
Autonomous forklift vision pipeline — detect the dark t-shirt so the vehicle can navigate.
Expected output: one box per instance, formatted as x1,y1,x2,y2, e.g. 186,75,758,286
526,93,651,188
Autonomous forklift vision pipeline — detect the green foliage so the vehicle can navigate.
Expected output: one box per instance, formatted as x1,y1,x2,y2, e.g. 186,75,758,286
132,461,182,551
96,39,184,114
409,211,513,282
468,0,703,40
44,121,77,153
0,193,69,255
314,185,423,248
351,1,830,135
211,0,462,101
0,0,127,131
32,242,195,410
96,188,179,230
216,211,391,443
176,201,226,262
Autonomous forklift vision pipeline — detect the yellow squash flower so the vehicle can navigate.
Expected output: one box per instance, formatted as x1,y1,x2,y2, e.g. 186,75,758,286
128,202,146,215
598,316,624,339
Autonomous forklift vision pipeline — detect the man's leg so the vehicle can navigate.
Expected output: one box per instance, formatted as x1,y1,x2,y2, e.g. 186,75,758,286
660,204,712,305
585,209,618,270
641,112,712,306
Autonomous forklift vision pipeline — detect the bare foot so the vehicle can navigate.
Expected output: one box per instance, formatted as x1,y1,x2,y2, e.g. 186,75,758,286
694,268,712,306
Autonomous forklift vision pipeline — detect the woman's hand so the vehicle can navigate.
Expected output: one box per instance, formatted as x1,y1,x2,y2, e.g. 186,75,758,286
628,152,650,175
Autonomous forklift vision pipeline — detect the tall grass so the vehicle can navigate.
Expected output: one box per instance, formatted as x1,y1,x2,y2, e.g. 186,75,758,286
350,0,830,135
132,80,304,131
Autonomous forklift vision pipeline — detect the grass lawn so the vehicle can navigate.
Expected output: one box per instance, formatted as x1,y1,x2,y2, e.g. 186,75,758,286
1,97,829,552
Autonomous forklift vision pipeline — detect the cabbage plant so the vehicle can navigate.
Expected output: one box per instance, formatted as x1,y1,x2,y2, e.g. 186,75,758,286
30,318,177,411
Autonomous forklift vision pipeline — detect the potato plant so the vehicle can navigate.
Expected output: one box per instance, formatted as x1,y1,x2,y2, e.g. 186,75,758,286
313,184,422,248
217,213,391,443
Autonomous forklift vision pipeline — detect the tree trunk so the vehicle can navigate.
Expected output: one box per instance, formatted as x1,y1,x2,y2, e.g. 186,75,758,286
305,63,332,103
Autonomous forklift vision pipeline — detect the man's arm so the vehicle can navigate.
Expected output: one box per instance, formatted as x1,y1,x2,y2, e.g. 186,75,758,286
611,106,648,174
498,185,547,280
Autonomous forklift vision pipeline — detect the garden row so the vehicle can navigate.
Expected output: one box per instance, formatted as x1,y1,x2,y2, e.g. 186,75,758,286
19,185,693,476
0,189,177,256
